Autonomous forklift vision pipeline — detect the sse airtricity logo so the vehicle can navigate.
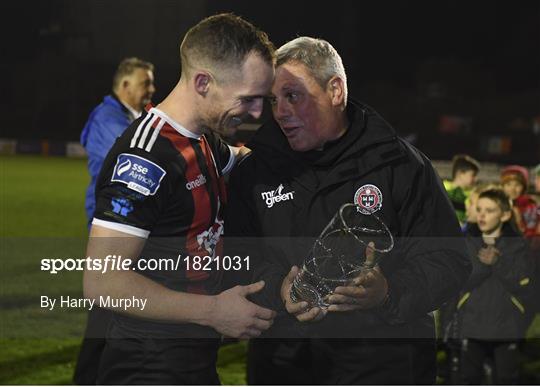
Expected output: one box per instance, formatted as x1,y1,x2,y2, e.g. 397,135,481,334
111,154,166,196
260,184,294,208
354,184,383,214
116,159,132,176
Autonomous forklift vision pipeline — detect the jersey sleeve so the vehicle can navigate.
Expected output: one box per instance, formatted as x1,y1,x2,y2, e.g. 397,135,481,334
204,132,235,176
92,149,171,238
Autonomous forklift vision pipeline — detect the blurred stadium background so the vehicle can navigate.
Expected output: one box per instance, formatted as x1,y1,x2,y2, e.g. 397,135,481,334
1,0,538,384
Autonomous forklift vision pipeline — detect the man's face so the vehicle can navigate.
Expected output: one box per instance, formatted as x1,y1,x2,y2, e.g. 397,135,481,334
476,197,509,234
502,179,524,200
270,62,340,152
204,52,274,136
124,68,156,112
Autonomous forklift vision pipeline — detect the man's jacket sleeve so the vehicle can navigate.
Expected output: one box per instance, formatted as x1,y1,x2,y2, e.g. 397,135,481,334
380,147,471,323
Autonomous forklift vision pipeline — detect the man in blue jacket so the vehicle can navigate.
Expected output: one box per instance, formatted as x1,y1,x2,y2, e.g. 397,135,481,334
75,57,154,384
80,57,155,224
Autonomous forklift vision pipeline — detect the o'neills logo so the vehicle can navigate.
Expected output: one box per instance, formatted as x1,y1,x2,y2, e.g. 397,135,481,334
261,184,294,208
186,174,207,190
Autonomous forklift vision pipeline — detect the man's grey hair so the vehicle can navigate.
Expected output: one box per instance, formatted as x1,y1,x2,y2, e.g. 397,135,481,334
276,37,347,102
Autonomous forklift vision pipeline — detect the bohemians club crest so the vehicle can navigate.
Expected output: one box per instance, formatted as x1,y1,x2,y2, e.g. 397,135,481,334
354,184,383,215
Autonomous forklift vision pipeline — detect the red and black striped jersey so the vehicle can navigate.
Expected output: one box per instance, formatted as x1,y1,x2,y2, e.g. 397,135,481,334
93,107,233,295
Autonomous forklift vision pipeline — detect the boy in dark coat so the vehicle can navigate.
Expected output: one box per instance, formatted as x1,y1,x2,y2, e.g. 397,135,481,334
454,188,532,384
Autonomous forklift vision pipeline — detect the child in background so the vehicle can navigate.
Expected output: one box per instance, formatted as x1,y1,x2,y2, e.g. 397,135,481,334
462,183,501,234
501,165,539,238
444,155,480,226
454,189,532,384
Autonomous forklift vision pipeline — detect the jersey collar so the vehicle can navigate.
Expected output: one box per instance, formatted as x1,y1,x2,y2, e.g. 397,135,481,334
149,107,201,140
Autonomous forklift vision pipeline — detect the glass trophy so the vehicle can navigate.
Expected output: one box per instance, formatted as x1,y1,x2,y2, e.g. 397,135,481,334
290,203,394,308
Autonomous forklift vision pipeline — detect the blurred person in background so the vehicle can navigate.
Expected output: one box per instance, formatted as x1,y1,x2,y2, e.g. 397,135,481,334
462,183,501,234
440,181,501,383
501,165,539,239
80,57,156,225
75,57,155,385
448,188,532,384
443,154,480,226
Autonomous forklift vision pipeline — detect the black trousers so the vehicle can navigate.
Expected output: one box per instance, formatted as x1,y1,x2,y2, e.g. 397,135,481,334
247,338,436,385
73,307,112,385
95,321,221,385
459,339,520,385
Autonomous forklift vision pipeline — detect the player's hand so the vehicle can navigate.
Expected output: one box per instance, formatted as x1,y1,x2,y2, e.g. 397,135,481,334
327,266,388,312
211,281,276,339
478,245,500,265
281,266,327,322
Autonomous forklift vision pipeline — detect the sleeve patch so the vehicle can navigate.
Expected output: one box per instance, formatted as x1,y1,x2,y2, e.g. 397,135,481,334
111,153,166,196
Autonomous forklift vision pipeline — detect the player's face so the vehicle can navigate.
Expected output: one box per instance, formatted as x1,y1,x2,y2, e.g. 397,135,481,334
270,62,341,152
206,52,274,136
476,197,509,235
502,179,524,200
125,68,156,112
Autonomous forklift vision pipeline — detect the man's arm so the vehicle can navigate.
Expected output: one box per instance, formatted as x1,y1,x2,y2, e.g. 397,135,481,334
383,152,471,321
84,225,275,338
328,149,471,321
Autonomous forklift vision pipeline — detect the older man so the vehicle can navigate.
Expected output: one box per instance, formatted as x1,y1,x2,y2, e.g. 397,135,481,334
81,57,156,224
225,37,470,384
82,14,276,384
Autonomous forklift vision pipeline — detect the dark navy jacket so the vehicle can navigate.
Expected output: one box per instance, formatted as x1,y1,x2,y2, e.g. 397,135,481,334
457,223,532,340
225,100,471,339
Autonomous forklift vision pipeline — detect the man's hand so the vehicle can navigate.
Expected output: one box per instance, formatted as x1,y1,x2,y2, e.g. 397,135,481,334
281,266,327,322
478,245,499,265
210,281,276,339
327,266,388,312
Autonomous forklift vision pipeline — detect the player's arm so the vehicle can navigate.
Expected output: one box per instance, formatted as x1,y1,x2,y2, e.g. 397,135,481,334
83,224,275,338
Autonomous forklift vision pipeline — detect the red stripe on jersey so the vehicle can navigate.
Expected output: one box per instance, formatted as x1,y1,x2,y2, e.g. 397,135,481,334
200,138,220,205
160,124,211,283
200,138,227,257
151,116,162,128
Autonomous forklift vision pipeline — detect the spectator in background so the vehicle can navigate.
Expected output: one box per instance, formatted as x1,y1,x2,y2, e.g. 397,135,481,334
531,164,540,250
453,188,532,384
444,154,480,226
534,164,540,196
80,57,156,224
462,183,501,234
74,57,155,385
501,165,539,239
531,165,540,316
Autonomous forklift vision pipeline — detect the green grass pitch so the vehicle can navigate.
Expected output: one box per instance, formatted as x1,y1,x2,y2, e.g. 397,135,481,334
0,155,247,384
1,155,538,384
